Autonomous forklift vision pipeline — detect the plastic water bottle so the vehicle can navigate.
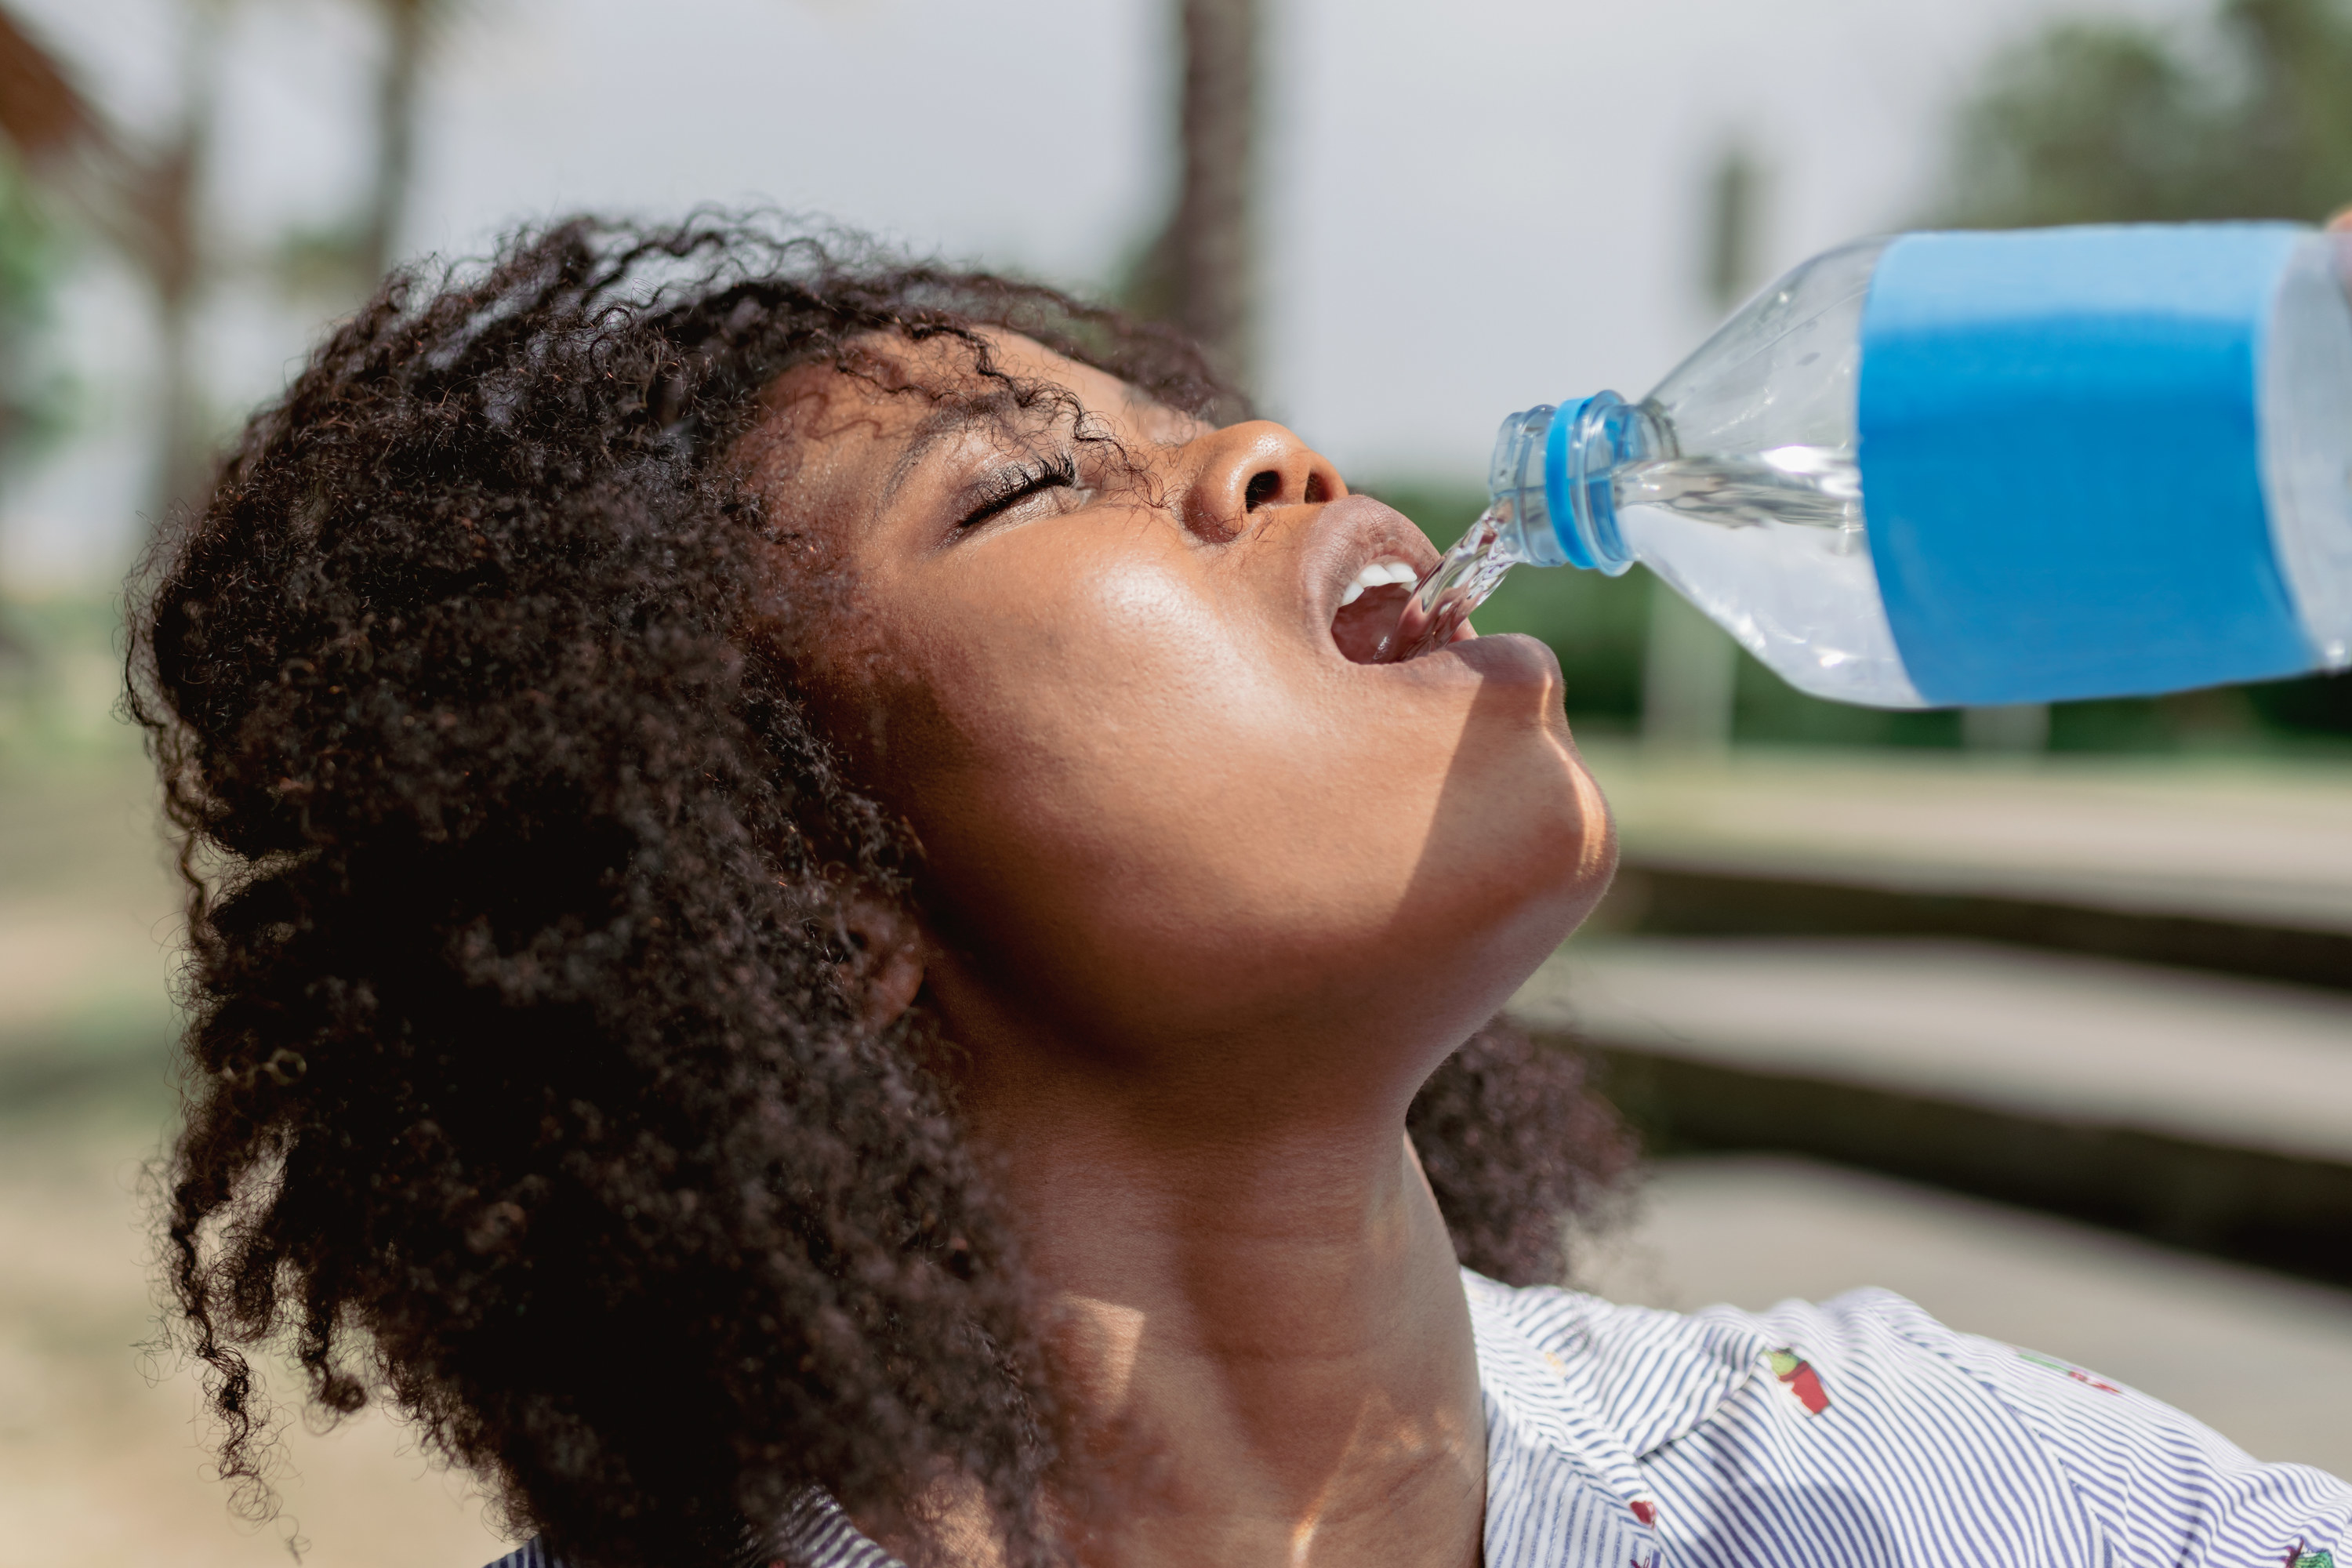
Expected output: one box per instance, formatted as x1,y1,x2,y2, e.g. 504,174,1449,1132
1388,223,2352,710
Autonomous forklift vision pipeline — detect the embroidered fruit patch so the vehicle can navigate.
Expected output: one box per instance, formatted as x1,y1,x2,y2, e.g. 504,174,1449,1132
2282,1541,2333,1568
1768,1348,1828,1415
2016,1348,2122,1394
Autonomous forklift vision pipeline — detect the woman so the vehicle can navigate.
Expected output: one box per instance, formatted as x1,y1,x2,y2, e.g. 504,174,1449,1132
132,217,2347,1568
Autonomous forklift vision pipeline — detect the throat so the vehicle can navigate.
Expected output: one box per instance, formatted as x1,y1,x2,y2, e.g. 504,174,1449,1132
1017,1133,1488,1568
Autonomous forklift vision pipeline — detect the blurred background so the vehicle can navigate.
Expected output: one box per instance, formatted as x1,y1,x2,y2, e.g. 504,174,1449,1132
3,0,2352,1562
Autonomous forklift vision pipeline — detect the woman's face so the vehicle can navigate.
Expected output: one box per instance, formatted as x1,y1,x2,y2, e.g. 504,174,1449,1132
758,333,1612,1102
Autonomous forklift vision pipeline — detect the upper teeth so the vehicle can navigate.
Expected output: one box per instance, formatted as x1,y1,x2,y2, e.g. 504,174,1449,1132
1338,560,1420,608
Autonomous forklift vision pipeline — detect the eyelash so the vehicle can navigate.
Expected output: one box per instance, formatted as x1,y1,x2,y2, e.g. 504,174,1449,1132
959,451,1080,528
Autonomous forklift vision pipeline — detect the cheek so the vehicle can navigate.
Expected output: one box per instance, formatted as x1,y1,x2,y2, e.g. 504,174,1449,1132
905,558,1311,881
878,570,1353,987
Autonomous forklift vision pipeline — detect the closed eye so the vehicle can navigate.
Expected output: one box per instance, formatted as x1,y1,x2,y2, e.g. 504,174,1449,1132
959,451,1082,529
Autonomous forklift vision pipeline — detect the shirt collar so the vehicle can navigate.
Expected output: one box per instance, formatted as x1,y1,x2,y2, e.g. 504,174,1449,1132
1465,1269,1774,1568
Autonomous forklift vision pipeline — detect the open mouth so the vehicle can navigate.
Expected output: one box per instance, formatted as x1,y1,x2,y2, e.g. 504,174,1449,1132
1330,559,1423,664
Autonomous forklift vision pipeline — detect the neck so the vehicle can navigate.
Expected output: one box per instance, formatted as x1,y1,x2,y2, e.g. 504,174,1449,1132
956,1031,1487,1568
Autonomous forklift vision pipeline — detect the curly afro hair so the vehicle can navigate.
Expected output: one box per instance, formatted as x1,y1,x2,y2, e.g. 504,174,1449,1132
127,214,1636,1568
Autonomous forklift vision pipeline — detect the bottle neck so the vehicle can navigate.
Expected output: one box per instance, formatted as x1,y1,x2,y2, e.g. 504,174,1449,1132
1485,394,1663,575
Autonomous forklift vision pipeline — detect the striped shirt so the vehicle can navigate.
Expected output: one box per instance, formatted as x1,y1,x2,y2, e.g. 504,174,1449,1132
489,1269,2352,1568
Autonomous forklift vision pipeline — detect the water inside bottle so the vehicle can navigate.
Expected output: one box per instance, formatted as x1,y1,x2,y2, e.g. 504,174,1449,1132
1615,447,1861,532
1375,445,1860,662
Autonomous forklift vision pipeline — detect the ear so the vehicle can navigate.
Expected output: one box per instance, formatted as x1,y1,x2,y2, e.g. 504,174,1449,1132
837,887,927,1032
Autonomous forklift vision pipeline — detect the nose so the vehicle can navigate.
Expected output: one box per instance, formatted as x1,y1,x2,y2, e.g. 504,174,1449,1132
1176,420,1348,543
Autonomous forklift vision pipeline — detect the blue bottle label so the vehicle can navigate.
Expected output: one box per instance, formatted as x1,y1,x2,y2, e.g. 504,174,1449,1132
1857,223,2311,706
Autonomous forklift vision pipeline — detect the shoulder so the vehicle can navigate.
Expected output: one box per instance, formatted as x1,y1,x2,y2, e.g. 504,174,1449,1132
1819,1288,2350,1568
1469,1274,2351,1568
478,1494,906,1568
482,1546,559,1568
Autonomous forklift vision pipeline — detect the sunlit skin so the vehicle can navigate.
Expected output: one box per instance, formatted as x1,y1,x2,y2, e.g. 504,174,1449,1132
741,333,1617,1568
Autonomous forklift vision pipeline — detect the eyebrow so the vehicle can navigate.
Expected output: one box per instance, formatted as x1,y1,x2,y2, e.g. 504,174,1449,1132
876,402,1018,515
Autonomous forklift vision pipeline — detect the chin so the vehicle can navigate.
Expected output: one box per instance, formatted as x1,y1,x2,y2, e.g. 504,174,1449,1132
1484,735,1615,937
1388,771,1613,1051
1494,827,1614,965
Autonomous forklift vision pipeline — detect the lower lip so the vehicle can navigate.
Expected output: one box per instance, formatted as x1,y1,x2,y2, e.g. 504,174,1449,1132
1364,630,1562,686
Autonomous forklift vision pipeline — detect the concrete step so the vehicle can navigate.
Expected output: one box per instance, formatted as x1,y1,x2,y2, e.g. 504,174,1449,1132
1586,744,2352,929
1524,937,2352,1161
1512,936,2352,1285
1579,745,2352,988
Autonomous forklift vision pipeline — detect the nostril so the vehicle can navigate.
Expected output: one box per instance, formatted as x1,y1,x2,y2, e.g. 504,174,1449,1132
1244,470,1281,510
1303,472,1330,503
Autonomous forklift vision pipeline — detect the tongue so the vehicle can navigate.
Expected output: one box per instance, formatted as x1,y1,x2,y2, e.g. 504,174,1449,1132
1331,584,1413,663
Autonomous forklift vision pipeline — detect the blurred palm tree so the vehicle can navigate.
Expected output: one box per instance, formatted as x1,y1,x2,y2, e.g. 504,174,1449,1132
1123,0,1259,401
0,0,216,517
0,148,59,466
1944,0,2352,227
283,0,452,294
0,0,453,522
360,0,435,281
